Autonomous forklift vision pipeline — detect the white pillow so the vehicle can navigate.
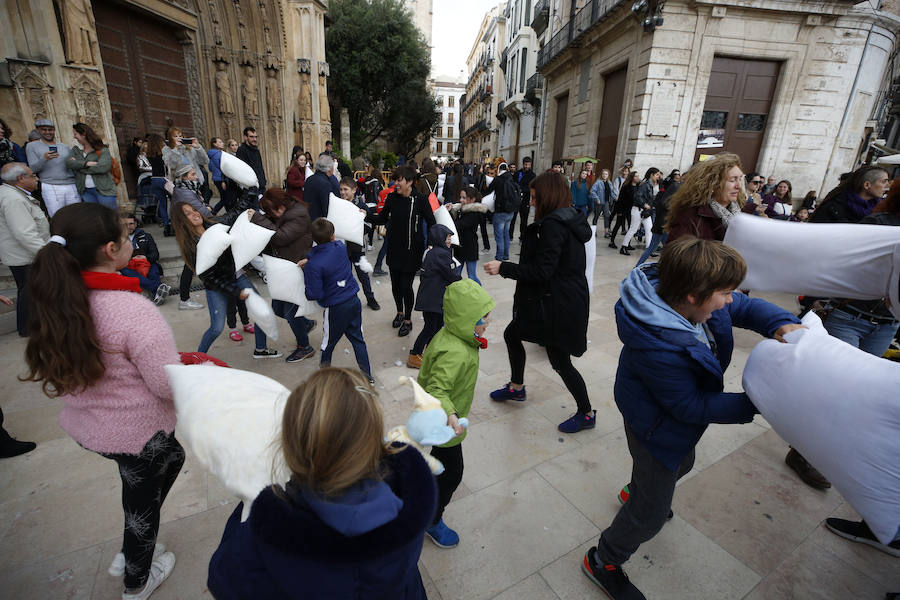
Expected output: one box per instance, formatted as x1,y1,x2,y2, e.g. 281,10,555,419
219,151,258,189
481,192,496,212
326,193,365,246
433,204,460,246
244,289,279,340
584,225,596,294
262,254,312,316
485,175,494,186
724,214,900,320
166,364,290,521
195,224,233,274
228,210,275,271
305,164,315,179
743,312,900,545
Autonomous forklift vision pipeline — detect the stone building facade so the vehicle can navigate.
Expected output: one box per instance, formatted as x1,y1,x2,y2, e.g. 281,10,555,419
498,0,540,164
461,4,507,163
1,0,331,201
430,79,465,161
536,0,899,196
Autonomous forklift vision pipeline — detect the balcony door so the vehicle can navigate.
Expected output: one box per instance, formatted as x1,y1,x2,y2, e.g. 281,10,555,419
594,64,627,172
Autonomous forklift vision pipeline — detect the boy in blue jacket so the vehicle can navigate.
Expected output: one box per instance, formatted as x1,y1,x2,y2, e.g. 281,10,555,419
582,237,802,600
302,218,373,382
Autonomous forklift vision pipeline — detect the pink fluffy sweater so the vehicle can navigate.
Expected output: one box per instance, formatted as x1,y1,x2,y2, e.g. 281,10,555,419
58,290,181,454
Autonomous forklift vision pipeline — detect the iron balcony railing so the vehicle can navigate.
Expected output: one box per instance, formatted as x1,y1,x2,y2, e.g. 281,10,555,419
536,0,625,70
531,0,550,35
525,73,544,104
462,118,489,139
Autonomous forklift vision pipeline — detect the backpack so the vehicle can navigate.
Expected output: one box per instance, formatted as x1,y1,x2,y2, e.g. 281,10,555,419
498,174,520,213
423,177,439,212
110,156,123,185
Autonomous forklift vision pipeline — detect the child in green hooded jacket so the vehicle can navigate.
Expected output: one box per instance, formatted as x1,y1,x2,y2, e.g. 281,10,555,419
418,278,495,549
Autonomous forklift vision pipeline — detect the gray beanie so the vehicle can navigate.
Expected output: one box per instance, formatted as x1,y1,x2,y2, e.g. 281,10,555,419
174,164,194,179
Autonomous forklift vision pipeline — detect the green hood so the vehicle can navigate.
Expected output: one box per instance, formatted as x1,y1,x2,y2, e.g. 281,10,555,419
442,279,496,344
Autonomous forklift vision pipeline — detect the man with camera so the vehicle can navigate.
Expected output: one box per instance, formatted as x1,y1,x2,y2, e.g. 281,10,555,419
24,118,79,217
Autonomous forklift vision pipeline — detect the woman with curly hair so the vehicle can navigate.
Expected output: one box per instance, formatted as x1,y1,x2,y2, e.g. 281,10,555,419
666,152,753,242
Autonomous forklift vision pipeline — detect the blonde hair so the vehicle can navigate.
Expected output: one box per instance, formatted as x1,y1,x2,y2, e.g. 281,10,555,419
280,368,393,498
666,153,746,232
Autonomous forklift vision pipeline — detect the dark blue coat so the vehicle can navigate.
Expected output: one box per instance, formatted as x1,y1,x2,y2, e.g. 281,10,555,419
305,171,334,222
208,446,436,600
614,264,800,471
304,240,359,307
415,224,461,314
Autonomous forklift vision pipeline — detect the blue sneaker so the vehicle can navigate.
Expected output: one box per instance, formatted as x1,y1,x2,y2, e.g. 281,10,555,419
558,410,596,433
425,519,459,548
489,383,526,402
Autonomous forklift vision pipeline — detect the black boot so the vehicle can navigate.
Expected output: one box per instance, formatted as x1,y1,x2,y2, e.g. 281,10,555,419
619,247,630,256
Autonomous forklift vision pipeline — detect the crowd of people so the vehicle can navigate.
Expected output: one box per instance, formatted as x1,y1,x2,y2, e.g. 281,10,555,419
1,113,898,600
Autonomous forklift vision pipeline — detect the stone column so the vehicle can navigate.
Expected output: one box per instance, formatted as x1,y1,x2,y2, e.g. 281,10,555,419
340,107,351,160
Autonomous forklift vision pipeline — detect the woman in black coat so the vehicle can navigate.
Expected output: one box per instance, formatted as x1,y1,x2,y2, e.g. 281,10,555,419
450,185,488,285
370,165,436,337
483,171,595,434
608,171,640,249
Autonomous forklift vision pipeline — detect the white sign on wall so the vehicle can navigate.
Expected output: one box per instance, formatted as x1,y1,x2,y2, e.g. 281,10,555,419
646,80,679,137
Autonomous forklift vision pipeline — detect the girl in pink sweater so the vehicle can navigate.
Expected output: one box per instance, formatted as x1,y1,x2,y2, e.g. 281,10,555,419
22,203,182,600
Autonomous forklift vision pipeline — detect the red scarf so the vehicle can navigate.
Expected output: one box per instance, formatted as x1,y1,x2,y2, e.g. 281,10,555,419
81,270,142,293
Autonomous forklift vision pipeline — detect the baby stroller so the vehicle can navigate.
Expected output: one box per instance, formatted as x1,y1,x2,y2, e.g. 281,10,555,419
136,173,158,225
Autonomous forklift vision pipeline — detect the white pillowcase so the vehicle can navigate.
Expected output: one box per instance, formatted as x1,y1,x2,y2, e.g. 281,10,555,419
326,194,365,246
244,289,279,340
724,214,900,320
743,312,900,545
195,223,233,274
433,204,459,246
166,364,290,521
584,225,596,294
305,164,314,179
481,192,496,212
219,151,258,189
229,210,275,271
263,254,313,316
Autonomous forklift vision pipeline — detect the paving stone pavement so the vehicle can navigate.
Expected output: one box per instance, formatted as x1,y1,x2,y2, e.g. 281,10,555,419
1,233,897,600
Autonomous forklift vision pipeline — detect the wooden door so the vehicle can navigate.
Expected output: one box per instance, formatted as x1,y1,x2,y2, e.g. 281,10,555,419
594,65,627,172
694,57,780,171
93,1,195,195
553,92,569,162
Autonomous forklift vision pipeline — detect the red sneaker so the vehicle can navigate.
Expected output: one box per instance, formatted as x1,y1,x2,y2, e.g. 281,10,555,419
229,330,243,342
243,323,255,333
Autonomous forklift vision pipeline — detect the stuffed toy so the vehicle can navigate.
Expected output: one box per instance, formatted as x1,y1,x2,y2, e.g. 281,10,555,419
386,376,468,475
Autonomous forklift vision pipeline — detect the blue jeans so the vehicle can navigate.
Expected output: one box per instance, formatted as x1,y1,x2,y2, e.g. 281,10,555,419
375,233,388,271
151,178,170,225
635,233,667,267
456,261,481,285
492,211,514,260
823,308,899,357
199,275,267,352
82,187,118,210
272,299,311,348
320,295,370,376
120,263,163,294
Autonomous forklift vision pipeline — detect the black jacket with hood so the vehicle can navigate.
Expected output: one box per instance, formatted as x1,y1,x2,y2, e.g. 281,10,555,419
415,224,461,314
499,206,592,356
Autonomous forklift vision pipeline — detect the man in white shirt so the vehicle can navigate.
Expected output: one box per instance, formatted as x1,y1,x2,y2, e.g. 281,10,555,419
0,162,50,336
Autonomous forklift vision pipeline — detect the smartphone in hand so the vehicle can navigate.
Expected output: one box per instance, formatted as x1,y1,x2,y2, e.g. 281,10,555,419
49,146,57,154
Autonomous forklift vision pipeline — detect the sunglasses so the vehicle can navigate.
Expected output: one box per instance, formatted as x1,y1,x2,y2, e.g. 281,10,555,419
751,180,764,185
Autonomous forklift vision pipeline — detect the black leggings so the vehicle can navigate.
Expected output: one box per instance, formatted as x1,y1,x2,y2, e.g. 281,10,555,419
479,214,491,250
412,311,444,355
390,269,416,319
101,431,185,589
504,321,592,414
430,444,463,525
179,265,194,302
226,297,250,329
610,212,631,242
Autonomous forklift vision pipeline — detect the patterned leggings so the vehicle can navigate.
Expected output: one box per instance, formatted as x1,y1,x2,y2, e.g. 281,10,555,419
101,431,185,589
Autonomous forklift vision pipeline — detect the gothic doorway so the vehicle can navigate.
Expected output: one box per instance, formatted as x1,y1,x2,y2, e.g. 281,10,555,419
92,1,196,195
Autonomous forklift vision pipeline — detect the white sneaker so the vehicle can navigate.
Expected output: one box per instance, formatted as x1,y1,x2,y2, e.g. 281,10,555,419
179,299,204,310
121,551,175,600
153,284,171,306
109,543,165,576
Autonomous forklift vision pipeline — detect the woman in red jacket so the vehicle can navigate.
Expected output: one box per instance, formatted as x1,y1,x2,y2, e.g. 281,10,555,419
285,150,307,203
666,153,754,242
